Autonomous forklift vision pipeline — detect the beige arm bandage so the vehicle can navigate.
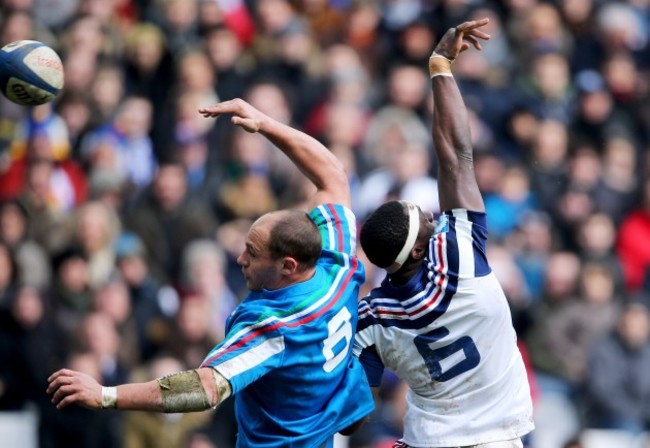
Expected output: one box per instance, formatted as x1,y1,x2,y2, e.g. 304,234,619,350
429,52,453,79
157,368,232,413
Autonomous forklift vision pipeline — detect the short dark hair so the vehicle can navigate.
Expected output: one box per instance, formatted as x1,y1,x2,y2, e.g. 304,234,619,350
268,210,321,270
360,201,409,268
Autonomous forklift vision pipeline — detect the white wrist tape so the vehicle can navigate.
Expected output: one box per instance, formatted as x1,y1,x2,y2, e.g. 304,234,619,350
101,386,117,409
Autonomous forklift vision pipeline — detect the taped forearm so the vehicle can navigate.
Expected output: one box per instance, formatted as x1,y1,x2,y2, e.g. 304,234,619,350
157,368,232,413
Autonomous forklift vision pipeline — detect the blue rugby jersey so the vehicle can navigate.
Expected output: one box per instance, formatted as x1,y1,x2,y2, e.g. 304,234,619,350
354,209,534,447
202,204,374,448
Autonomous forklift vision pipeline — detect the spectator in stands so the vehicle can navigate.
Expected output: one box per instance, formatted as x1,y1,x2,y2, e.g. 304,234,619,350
0,285,67,410
179,239,238,342
617,177,650,294
0,199,51,290
575,212,625,295
81,95,157,194
50,245,93,339
93,280,141,370
484,164,539,240
0,103,88,211
583,300,650,434
526,251,582,396
123,161,218,282
114,231,177,361
0,242,19,314
71,200,122,288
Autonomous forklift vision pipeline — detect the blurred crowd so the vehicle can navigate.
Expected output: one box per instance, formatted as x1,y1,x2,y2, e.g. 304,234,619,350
0,0,649,447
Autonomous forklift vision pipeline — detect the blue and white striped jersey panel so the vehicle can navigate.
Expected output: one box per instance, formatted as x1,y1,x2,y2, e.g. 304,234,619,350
201,204,374,448
354,209,534,447
311,203,358,256
430,208,491,280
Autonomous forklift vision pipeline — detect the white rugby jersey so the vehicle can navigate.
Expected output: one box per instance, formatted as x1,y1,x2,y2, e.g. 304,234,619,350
354,209,534,447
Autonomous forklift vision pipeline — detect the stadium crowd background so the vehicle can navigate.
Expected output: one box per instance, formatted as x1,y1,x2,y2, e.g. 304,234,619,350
0,0,649,447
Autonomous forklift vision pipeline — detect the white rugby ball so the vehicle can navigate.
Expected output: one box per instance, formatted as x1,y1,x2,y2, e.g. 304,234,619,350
0,40,64,106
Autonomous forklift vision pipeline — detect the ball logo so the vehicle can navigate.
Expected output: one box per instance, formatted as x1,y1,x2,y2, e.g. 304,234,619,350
1,41,24,53
8,80,52,106
10,83,32,102
36,55,63,71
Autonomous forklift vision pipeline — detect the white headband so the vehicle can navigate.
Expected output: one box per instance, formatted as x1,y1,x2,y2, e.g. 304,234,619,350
386,202,420,274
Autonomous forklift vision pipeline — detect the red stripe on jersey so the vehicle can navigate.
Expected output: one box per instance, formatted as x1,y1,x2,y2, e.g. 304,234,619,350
363,232,448,320
408,233,447,316
201,257,359,367
327,203,345,252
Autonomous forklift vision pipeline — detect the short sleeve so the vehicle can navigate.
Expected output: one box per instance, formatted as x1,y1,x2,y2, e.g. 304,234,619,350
309,204,358,256
200,315,286,394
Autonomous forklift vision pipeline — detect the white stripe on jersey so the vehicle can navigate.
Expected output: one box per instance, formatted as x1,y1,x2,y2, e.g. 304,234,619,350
359,232,450,322
316,204,336,251
202,254,351,362
343,207,358,255
453,209,475,278
216,335,285,380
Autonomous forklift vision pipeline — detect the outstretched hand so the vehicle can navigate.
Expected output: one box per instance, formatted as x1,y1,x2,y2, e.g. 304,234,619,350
434,18,491,61
199,98,269,133
47,368,103,410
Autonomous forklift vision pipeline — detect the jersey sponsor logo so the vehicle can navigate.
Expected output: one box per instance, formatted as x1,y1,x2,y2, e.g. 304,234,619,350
434,214,449,234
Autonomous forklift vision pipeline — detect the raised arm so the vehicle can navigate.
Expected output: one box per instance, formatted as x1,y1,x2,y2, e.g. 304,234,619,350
199,99,350,209
429,19,490,212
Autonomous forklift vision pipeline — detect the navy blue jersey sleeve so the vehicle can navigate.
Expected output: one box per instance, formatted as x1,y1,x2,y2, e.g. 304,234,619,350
358,345,384,387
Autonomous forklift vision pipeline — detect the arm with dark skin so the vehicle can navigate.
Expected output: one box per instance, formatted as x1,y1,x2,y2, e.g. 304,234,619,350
431,19,490,213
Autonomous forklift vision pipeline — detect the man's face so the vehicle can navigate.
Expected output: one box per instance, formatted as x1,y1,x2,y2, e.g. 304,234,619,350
418,206,436,241
237,215,282,291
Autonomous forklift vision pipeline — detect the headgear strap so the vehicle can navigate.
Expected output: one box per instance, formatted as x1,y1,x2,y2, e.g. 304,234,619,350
386,201,420,274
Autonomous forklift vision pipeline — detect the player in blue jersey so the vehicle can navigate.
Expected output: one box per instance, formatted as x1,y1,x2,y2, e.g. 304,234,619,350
48,98,374,447
353,19,535,448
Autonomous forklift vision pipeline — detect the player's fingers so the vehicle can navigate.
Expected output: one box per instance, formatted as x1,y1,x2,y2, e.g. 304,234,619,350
56,393,79,410
48,368,72,383
231,117,259,133
466,29,491,41
52,384,76,405
198,99,241,116
463,35,482,50
47,375,73,394
457,17,489,33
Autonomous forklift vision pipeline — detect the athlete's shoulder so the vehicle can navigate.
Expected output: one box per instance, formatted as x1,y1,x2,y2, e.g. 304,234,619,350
310,203,359,256
439,209,488,229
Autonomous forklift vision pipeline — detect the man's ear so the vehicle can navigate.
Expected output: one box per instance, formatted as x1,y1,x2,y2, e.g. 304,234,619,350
280,257,299,275
411,242,427,261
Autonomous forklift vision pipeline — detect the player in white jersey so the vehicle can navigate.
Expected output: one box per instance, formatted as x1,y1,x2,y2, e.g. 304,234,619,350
353,19,535,448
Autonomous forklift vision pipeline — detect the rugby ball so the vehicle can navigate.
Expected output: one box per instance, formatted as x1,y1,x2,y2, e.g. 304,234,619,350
0,40,64,106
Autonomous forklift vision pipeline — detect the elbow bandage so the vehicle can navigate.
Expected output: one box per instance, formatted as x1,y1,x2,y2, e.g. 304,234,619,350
157,368,231,413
